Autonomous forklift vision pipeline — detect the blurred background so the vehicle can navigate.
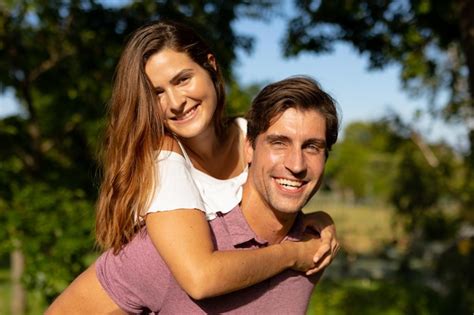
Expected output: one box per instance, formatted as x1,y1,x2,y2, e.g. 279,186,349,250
0,0,473,314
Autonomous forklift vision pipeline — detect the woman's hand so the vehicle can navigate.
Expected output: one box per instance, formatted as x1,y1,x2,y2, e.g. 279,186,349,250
302,211,340,275
282,235,321,273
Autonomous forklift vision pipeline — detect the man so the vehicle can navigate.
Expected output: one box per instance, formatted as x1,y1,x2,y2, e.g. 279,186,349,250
47,76,339,314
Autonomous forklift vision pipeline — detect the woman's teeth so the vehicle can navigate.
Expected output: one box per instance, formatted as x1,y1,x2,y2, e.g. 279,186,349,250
175,105,198,121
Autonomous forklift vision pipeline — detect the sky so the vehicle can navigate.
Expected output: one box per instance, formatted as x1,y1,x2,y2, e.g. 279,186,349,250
231,6,467,151
0,1,468,150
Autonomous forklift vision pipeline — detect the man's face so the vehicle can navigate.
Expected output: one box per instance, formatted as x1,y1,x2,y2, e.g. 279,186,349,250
245,107,327,215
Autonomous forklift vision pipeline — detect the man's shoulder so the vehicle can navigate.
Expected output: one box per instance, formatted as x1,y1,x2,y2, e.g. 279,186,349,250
207,205,254,250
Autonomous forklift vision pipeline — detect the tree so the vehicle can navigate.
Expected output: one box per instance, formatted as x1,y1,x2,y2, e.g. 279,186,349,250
284,0,474,213
0,0,278,311
325,121,401,202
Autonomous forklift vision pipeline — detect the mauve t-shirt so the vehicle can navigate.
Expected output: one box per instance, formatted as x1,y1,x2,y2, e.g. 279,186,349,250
96,206,319,314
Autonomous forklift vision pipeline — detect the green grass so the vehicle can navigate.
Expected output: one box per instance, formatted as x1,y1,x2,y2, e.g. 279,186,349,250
0,269,10,315
302,197,470,315
0,269,47,315
304,194,404,255
306,278,443,315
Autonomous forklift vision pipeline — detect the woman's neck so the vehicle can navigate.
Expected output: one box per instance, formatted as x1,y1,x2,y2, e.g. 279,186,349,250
180,121,244,179
180,123,223,161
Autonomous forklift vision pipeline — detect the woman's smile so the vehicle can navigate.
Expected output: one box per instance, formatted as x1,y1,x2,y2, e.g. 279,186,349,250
171,104,200,123
145,48,218,139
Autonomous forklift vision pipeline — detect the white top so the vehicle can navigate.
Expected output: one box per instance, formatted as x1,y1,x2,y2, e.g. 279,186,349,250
144,118,248,220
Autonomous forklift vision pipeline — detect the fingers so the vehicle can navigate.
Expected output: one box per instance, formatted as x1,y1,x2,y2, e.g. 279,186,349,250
312,241,330,264
306,253,331,276
330,239,340,260
320,227,340,261
332,241,340,258
308,237,341,276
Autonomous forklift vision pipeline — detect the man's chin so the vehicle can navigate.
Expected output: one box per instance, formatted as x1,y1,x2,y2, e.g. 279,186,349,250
271,201,305,215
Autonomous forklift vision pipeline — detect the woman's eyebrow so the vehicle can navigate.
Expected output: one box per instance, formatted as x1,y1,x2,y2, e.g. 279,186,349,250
169,69,193,84
151,69,193,90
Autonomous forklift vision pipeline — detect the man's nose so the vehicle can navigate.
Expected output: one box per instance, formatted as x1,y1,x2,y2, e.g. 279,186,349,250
284,149,307,176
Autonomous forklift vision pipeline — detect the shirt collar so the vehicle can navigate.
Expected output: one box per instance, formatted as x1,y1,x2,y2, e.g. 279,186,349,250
223,205,306,247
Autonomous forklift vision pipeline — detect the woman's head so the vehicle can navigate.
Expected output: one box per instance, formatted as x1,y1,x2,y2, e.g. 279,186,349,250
116,20,226,139
96,21,227,252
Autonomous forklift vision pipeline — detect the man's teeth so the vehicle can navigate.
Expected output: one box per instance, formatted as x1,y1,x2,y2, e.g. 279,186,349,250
275,178,303,189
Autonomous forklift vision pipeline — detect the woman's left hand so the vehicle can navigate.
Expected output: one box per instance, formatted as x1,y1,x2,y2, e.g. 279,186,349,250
301,211,340,275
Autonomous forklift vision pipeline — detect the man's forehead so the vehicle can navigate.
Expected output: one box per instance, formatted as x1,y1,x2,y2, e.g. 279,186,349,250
263,107,326,139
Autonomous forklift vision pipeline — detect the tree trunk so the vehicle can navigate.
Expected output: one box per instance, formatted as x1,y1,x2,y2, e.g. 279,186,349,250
11,245,25,315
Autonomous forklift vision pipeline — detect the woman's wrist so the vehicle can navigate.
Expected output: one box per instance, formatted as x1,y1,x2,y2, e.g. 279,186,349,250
279,241,298,269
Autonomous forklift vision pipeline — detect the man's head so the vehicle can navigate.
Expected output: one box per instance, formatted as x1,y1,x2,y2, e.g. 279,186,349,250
246,76,339,157
245,76,339,216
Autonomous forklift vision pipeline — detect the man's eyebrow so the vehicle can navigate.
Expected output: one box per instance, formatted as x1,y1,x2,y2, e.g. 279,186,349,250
303,138,326,147
265,134,291,143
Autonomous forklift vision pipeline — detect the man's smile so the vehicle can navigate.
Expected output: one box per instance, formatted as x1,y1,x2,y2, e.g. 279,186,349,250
273,177,307,192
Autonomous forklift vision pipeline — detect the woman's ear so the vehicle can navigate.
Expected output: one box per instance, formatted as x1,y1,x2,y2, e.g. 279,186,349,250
207,54,217,71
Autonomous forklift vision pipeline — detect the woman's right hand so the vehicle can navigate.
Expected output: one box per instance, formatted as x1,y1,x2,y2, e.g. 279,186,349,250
281,235,322,274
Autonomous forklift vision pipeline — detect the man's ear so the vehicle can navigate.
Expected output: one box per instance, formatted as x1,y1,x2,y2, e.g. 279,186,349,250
244,138,254,165
207,54,217,71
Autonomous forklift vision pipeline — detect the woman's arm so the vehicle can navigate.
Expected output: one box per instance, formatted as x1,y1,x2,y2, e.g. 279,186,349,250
146,210,321,300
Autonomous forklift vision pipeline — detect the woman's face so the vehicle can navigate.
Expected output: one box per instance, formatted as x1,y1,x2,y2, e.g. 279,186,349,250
145,48,218,139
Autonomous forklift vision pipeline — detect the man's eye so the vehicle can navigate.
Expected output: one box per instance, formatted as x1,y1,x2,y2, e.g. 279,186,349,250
306,145,322,153
271,141,286,147
179,76,190,84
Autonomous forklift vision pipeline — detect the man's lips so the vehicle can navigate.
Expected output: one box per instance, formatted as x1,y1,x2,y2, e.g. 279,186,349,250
171,104,200,121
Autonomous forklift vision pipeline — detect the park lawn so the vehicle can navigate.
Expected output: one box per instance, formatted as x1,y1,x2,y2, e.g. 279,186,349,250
0,269,10,315
306,278,441,315
304,195,404,255
0,268,50,315
303,197,446,314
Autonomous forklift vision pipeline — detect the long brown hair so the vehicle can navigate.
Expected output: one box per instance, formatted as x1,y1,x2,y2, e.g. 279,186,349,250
96,21,227,253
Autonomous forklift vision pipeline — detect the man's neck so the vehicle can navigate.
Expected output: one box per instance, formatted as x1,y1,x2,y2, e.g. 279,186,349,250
240,187,298,245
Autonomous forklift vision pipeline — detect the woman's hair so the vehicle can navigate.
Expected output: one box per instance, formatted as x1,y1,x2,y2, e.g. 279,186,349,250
96,21,226,253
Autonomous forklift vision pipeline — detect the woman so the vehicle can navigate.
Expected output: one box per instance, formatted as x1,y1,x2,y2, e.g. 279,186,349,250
47,20,338,313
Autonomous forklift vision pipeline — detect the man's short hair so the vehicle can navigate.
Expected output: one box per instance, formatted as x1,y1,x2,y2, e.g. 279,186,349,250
246,76,340,156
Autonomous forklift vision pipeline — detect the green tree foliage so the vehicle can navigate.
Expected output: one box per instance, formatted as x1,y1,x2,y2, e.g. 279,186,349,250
0,0,279,306
284,0,474,212
283,3,474,307
326,121,401,202
285,0,473,117
328,118,471,311
226,79,264,116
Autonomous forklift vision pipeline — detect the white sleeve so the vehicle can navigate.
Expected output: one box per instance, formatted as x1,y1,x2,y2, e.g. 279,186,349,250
145,151,205,215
